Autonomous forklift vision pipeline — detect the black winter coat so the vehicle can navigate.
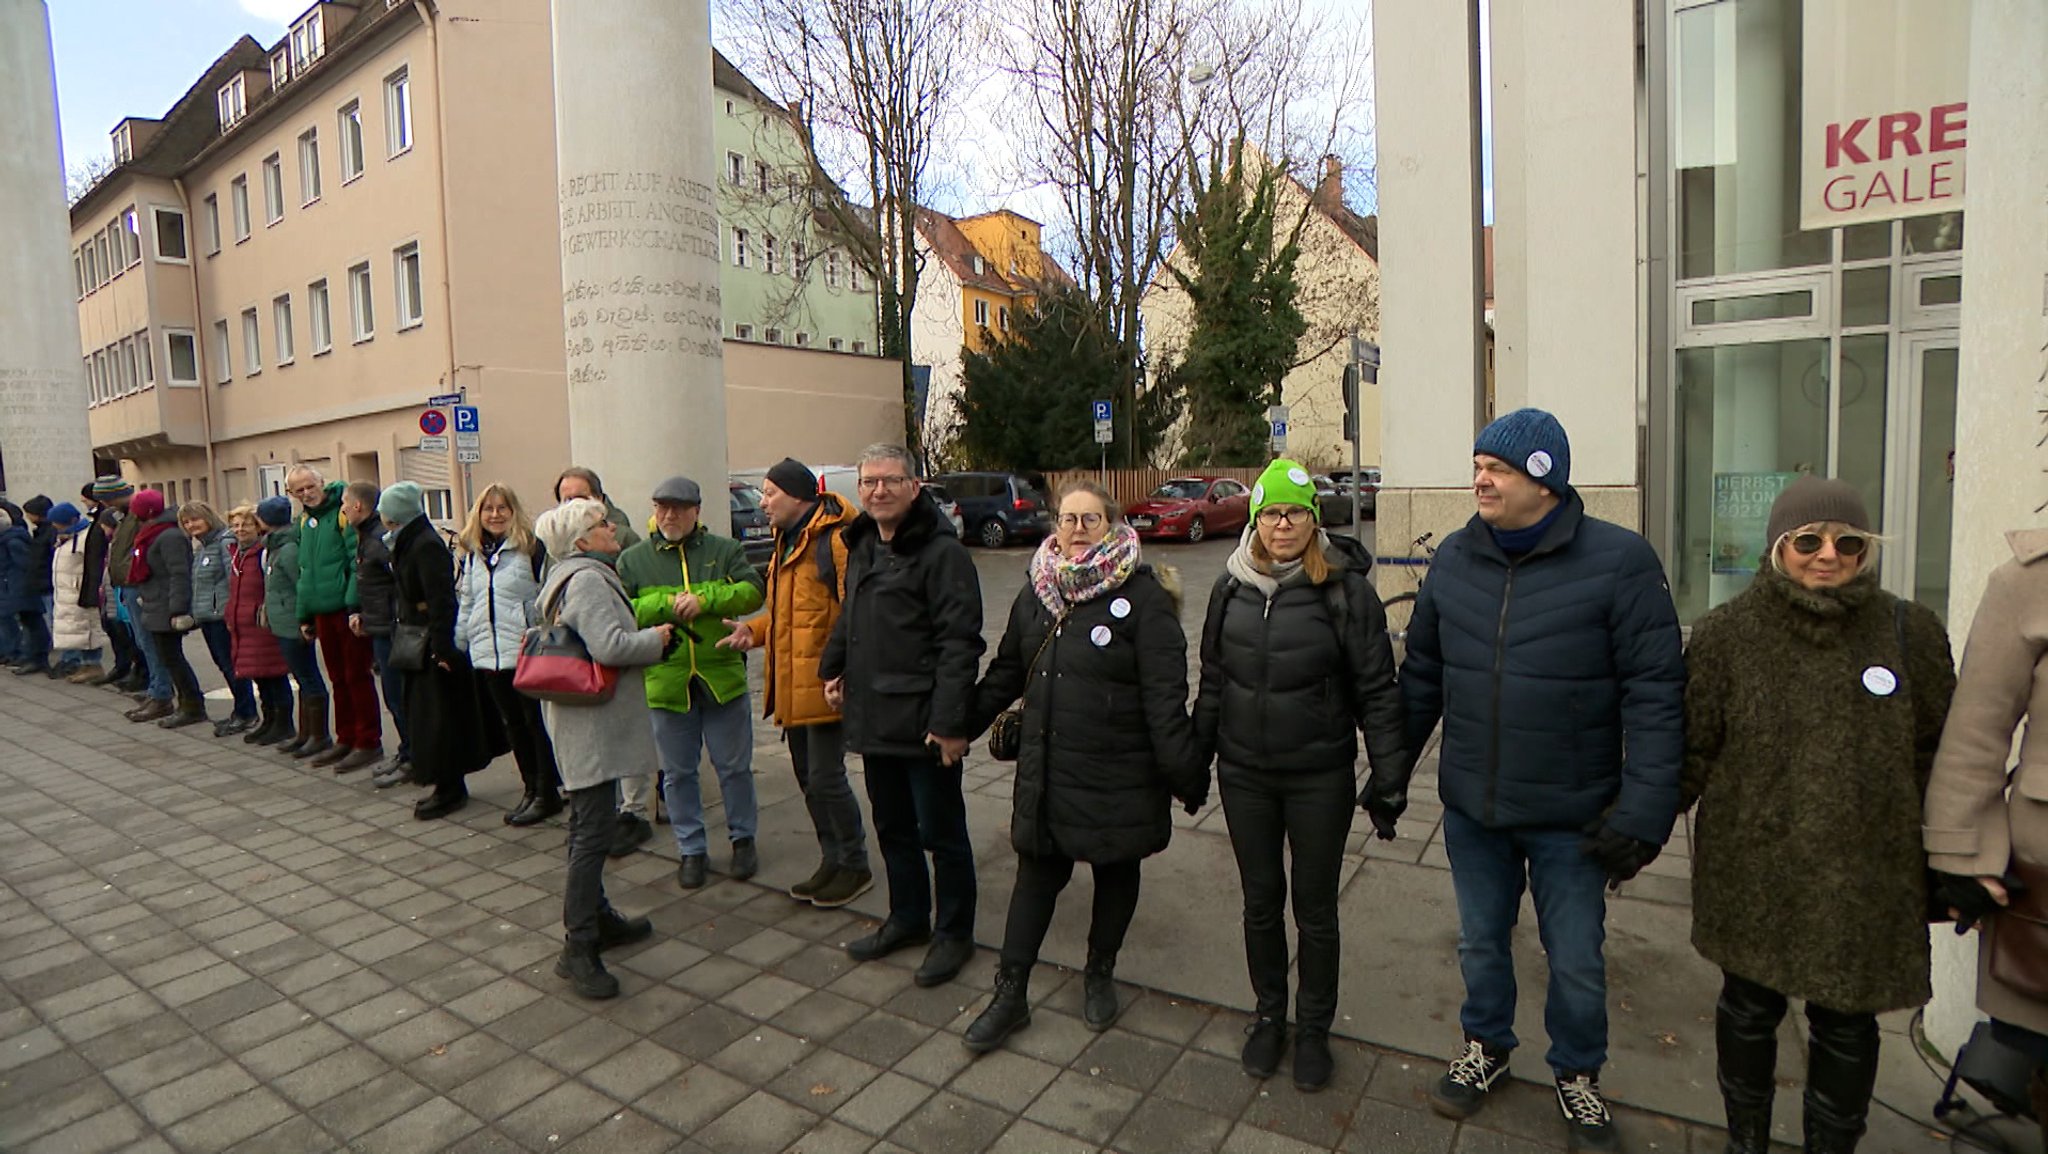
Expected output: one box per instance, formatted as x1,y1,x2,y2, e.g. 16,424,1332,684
971,568,1201,863
820,493,986,758
22,522,55,599
390,516,507,783
1398,493,1687,845
1194,533,1407,779
132,516,193,633
355,526,399,636
81,511,110,610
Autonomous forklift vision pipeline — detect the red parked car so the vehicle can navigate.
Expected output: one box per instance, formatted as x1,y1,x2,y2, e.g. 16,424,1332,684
1126,476,1253,543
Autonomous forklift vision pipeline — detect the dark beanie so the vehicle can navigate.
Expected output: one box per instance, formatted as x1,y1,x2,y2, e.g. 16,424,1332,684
1474,408,1572,495
1765,475,1871,546
765,457,820,499
23,495,51,518
257,496,294,528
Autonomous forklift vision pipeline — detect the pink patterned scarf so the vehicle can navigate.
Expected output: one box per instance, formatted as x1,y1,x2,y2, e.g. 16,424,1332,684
1029,523,1142,615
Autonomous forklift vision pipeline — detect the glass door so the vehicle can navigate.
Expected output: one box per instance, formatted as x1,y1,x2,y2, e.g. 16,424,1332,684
1898,336,1960,621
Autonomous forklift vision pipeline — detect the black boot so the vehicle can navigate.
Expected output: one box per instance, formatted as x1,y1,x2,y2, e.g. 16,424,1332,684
554,939,619,999
1717,975,1782,1154
1802,1004,1880,1154
252,703,293,746
504,793,537,826
963,963,1031,1053
512,791,563,827
276,694,312,754
1083,950,1120,1032
292,692,332,761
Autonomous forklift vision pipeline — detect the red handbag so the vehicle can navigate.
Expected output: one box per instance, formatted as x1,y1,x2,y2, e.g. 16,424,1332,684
513,584,619,705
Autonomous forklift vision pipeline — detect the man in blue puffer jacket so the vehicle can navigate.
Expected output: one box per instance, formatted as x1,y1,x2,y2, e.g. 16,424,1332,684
1368,408,1683,1150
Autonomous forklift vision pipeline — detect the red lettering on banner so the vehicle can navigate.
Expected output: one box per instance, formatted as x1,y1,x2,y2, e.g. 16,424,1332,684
1929,103,1968,151
1877,111,1923,159
1827,118,1871,167
1927,160,1956,197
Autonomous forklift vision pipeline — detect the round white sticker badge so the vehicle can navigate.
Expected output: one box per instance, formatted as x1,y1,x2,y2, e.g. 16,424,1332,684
1090,625,1113,648
1525,451,1554,479
1862,666,1898,697
1286,467,1311,486
1109,597,1132,619
1251,483,1266,504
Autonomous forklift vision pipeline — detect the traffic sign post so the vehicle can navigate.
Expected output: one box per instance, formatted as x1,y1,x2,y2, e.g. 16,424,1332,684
418,435,449,453
427,392,464,407
456,448,482,465
454,406,480,433
1091,399,1114,477
455,431,481,450
1266,404,1289,456
418,409,448,437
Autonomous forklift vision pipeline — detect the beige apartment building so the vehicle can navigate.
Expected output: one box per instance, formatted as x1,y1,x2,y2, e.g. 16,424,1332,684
70,0,900,518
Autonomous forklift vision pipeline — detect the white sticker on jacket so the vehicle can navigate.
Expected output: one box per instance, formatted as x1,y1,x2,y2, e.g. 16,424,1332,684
1862,666,1898,696
1109,597,1131,619
1090,625,1113,647
1525,451,1553,478
1287,467,1311,486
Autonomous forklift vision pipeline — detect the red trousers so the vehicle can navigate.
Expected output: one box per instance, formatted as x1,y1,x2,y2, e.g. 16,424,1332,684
314,611,381,750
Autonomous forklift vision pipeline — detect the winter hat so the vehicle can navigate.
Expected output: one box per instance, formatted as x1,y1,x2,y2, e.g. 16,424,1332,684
377,481,426,526
765,457,820,500
130,489,165,520
651,476,702,505
23,495,52,519
1250,459,1320,522
91,474,134,500
48,503,84,534
1474,408,1572,495
256,496,294,528
1765,474,1871,547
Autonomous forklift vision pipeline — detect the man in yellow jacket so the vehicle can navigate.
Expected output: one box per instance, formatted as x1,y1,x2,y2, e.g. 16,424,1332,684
720,458,873,907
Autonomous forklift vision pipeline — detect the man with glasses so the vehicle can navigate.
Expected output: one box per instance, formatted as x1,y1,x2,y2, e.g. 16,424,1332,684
1369,409,1685,1151
288,464,384,772
820,443,985,987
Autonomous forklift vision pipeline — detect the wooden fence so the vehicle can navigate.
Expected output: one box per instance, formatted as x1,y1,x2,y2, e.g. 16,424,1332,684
1039,466,1266,511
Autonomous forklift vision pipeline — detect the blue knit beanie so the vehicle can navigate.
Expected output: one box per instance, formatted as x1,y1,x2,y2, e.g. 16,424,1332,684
49,502,83,533
256,496,294,528
1474,408,1572,495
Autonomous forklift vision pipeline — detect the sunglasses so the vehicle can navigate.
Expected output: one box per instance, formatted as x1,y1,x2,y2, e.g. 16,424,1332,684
1787,531,1868,558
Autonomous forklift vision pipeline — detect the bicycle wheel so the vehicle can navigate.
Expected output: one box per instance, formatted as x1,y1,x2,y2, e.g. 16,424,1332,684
1381,592,1418,668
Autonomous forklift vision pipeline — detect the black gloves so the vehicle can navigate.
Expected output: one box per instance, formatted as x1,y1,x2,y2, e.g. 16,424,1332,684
1930,871,2009,933
1358,778,1406,842
1581,823,1661,890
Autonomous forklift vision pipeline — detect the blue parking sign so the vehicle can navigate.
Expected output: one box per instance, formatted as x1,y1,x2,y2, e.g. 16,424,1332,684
1091,400,1112,422
454,405,480,433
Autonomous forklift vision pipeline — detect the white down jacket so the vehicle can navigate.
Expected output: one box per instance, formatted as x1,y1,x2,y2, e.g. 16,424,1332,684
51,530,106,652
453,537,545,671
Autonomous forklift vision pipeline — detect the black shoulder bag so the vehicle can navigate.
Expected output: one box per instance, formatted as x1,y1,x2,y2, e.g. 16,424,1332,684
988,611,1065,762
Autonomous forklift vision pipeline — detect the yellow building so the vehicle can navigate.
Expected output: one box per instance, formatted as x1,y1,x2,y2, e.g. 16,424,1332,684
911,208,1066,453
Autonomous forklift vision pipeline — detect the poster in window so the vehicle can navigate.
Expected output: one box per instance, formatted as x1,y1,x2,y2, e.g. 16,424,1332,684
1712,471,1800,576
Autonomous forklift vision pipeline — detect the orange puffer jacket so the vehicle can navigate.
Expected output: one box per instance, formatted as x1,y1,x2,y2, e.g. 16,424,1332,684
761,493,855,727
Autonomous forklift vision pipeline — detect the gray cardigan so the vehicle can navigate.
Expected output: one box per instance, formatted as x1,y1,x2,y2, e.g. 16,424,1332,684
190,528,234,623
535,555,666,792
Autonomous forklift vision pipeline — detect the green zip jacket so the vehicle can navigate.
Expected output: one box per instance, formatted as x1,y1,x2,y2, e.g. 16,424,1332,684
294,481,360,620
614,526,763,712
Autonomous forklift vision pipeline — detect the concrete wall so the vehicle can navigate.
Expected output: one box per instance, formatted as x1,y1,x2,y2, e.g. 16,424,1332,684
725,341,905,471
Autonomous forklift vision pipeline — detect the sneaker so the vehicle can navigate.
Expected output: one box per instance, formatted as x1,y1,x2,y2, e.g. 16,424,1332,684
608,813,653,858
1241,1017,1287,1079
789,862,837,901
1292,1026,1333,1093
809,868,874,909
1555,1072,1617,1152
1431,1039,1510,1119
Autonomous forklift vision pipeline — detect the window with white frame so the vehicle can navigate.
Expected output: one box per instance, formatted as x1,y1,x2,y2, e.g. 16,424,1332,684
733,228,750,268
794,331,810,348
827,337,844,351
90,352,105,403
231,176,250,241
217,76,245,130
852,339,867,354
111,123,132,164
242,308,262,375
348,262,373,342
290,11,323,70
271,50,290,90
998,305,1010,332
106,221,125,271
786,173,802,204
73,252,82,300
298,130,322,203
152,206,188,262
118,339,136,395
211,321,231,383
825,250,842,288
201,194,220,255
734,323,753,340
95,233,110,282
973,299,989,327
262,154,284,224
274,295,294,364
971,254,985,275
726,152,745,185
394,243,423,330
134,328,152,384
850,264,866,293
756,161,770,194
308,279,332,353
339,101,365,181
168,330,200,386
764,328,782,345
764,234,779,275
384,68,412,157
121,208,141,267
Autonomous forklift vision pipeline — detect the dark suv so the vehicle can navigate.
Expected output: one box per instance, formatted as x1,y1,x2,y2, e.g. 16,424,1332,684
729,481,774,567
931,471,1053,548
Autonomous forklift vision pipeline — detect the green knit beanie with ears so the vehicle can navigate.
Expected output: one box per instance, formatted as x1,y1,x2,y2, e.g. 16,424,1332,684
1250,459,1319,522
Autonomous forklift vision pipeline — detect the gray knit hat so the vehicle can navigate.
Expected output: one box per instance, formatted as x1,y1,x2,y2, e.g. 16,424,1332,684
1766,475,1871,547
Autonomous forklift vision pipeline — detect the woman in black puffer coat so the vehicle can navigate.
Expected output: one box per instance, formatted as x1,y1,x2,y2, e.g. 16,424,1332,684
961,481,1202,1055
1193,459,1408,1094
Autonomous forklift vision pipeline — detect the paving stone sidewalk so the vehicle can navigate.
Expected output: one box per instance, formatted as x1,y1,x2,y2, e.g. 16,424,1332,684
0,676,1927,1154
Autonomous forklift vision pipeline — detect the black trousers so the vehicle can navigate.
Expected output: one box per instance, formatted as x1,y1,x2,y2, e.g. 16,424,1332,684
564,780,620,945
149,630,204,705
998,850,1142,970
479,669,562,798
105,612,137,675
1716,970,1880,1142
864,752,977,941
1218,762,1355,1032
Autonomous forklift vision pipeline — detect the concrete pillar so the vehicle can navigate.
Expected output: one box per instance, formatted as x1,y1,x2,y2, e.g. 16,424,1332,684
0,0,93,503
1371,0,1487,553
550,0,728,533
1489,0,1639,503
1925,0,2048,1060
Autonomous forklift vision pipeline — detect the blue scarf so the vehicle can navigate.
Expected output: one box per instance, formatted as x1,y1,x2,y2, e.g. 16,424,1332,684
1490,502,1564,557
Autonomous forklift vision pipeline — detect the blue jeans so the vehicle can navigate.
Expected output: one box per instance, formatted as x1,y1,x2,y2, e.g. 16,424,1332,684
653,682,758,858
371,634,411,759
1442,807,1610,1075
0,612,20,663
119,588,171,701
199,621,257,718
57,646,103,670
279,635,326,696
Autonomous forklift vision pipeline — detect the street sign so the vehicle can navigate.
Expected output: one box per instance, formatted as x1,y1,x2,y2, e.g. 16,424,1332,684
1094,425,1114,444
1271,420,1288,438
1266,404,1290,423
455,431,481,450
1091,400,1112,422
427,392,463,407
418,409,448,436
453,405,480,433
418,435,449,453
456,448,482,464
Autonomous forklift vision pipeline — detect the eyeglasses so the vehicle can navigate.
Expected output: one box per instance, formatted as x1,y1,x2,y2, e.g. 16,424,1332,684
1056,512,1105,530
856,475,912,492
1255,506,1310,526
1787,531,1868,558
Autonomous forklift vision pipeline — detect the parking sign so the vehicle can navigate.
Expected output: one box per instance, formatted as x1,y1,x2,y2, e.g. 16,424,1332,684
1091,400,1111,422
454,405,480,433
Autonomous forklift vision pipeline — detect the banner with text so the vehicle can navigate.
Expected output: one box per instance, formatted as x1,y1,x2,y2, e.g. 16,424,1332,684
1800,0,1971,230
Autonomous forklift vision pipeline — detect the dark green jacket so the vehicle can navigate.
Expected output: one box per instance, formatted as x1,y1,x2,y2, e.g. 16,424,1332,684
614,526,762,711
1683,567,1955,1013
262,526,304,641
294,481,358,620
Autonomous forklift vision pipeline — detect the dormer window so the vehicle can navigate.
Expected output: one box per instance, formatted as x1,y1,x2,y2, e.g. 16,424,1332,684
217,76,246,131
271,49,290,89
110,124,132,165
971,254,985,276
290,12,325,71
